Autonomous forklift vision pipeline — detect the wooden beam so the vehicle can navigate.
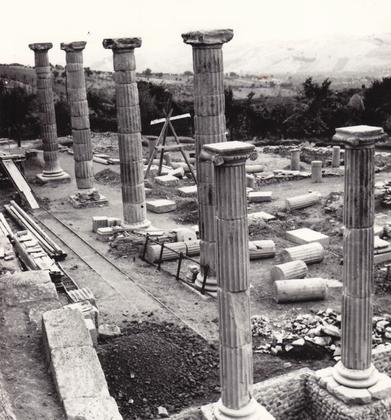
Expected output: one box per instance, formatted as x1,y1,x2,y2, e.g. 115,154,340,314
150,113,191,125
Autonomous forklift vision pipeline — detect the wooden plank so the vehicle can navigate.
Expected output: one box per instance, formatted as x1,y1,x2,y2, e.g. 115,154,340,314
150,113,191,125
1,160,39,209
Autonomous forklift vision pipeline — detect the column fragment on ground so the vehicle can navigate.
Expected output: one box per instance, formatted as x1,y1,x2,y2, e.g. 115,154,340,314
29,43,70,183
332,125,387,390
202,141,274,420
182,29,233,292
103,38,150,229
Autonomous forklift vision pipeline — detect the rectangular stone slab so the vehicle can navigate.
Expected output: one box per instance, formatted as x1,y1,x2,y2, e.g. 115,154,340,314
248,191,272,203
248,211,276,222
63,396,122,420
43,307,93,354
146,199,177,213
177,185,198,197
286,227,330,247
154,174,180,186
50,346,110,401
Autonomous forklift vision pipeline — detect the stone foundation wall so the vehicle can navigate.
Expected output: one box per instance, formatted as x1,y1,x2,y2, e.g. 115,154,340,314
305,375,391,420
172,348,391,419
252,368,311,419
263,145,391,168
263,145,344,165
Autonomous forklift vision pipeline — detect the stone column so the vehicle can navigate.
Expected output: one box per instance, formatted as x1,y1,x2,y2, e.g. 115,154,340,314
29,43,70,183
201,141,273,420
311,160,322,183
290,148,300,171
61,41,107,207
332,145,341,168
103,38,150,229
182,29,233,292
332,125,391,394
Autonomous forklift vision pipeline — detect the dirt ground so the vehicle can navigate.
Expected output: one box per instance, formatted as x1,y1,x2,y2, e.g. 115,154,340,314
3,136,391,418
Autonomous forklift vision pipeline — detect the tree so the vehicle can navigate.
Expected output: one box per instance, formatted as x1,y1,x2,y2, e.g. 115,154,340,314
283,77,349,139
142,68,152,77
364,78,391,131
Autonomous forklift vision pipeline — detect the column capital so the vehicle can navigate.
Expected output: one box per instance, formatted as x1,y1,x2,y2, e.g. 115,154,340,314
60,41,86,52
102,37,141,51
29,42,53,52
182,29,233,46
333,125,386,148
201,141,257,166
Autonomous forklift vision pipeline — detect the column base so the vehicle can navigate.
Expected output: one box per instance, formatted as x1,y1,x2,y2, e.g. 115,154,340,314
309,370,391,418
69,189,109,209
201,398,275,420
36,170,71,184
333,361,379,389
122,219,151,231
195,273,218,293
315,364,391,405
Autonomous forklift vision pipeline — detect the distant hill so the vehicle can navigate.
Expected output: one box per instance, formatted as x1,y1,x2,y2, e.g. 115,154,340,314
90,33,391,76
223,33,391,75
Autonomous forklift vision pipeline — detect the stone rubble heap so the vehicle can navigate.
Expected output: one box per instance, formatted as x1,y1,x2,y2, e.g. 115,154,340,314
252,309,391,359
376,181,391,208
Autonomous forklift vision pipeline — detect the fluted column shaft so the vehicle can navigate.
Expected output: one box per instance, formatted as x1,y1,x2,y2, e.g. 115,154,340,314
103,38,150,229
61,41,94,190
183,29,233,291
202,142,273,420
342,146,374,370
216,158,251,410
332,125,386,389
29,43,68,180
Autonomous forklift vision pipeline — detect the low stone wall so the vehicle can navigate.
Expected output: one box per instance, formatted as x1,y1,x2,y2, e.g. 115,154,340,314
172,347,391,419
253,368,311,419
263,145,344,166
263,144,391,168
43,307,122,420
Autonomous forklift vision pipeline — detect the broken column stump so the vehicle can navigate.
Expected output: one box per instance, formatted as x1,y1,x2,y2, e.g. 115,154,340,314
332,145,341,168
201,140,274,420
103,38,150,229
29,43,70,184
290,148,300,171
182,29,233,293
311,160,322,183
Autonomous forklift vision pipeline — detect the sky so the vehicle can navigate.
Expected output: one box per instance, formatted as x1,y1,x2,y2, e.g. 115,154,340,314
1,0,391,72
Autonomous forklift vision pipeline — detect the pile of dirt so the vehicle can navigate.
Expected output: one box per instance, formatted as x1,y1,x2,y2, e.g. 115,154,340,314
98,321,219,419
95,168,121,185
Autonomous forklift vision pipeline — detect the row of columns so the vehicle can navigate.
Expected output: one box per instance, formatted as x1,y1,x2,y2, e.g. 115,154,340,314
29,33,391,418
29,40,149,226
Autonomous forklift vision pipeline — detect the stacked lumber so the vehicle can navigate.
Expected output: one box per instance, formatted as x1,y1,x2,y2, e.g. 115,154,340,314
5,201,66,260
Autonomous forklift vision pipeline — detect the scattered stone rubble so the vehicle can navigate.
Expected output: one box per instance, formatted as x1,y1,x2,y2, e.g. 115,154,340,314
252,309,391,358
